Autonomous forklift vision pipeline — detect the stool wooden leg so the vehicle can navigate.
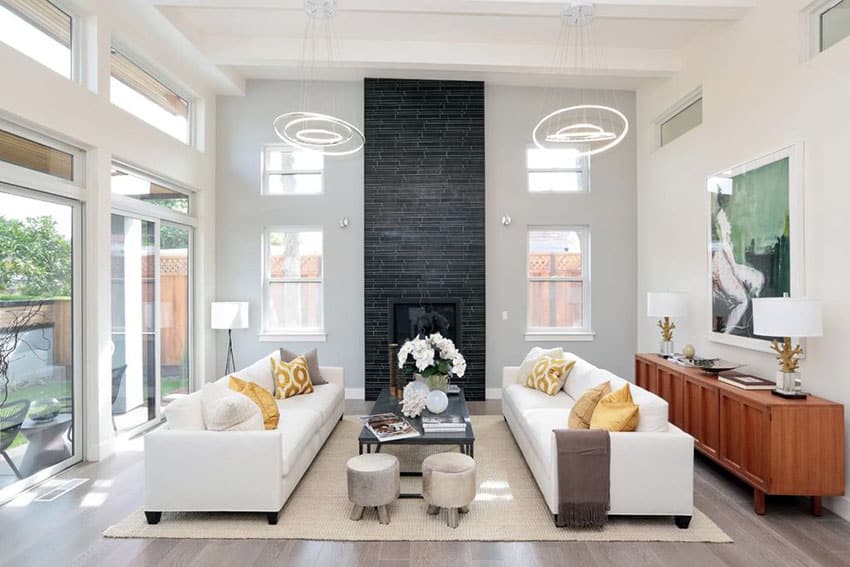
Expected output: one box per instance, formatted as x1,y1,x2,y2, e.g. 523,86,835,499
377,505,390,525
350,505,364,521
447,507,459,528
427,504,440,515
459,505,469,514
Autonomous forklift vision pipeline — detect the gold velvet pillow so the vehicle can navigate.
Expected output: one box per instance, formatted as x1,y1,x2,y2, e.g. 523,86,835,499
228,376,280,430
271,355,314,399
568,381,611,429
524,356,575,396
590,384,640,432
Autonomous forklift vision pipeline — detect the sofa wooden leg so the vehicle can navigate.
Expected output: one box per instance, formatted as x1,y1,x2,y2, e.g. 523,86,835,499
377,505,390,525
447,507,459,528
350,505,364,521
144,511,162,525
674,515,692,529
267,509,281,525
459,505,469,514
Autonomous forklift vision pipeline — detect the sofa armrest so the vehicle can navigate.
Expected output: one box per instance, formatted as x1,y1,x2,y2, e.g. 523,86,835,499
320,366,344,388
144,428,283,512
503,366,520,390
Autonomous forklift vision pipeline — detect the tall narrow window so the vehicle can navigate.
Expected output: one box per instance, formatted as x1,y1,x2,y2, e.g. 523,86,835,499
0,0,72,78
261,145,324,195
263,229,324,335
527,227,591,334
526,145,588,193
110,47,191,143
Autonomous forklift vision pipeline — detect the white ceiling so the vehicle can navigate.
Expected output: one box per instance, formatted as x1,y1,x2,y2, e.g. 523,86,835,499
145,0,754,92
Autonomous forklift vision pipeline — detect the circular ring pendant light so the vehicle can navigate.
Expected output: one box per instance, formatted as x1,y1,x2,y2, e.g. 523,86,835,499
273,0,365,156
533,2,629,158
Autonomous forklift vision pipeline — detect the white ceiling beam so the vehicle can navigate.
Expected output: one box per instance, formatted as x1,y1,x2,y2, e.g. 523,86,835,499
202,36,682,78
147,0,751,21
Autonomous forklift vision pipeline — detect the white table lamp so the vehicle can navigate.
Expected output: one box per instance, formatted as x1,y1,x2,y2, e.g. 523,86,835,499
753,297,822,398
647,292,687,356
211,302,249,375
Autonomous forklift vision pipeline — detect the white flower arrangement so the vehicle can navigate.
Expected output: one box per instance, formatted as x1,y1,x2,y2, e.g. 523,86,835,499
397,333,466,379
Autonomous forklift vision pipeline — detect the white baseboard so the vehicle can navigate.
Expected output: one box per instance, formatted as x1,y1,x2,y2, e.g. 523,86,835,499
826,495,850,522
486,388,502,400
345,388,365,400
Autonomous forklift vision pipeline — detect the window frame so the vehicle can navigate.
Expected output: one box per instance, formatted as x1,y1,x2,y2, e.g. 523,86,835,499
110,161,196,227
109,40,195,146
0,0,80,82
260,144,325,196
525,225,594,341
813,0,850,53
525,144,590,194
260,226,327,342
656,88,703,148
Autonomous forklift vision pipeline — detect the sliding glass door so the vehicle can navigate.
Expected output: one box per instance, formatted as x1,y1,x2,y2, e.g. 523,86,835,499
110,214,192,433
0,185,81,497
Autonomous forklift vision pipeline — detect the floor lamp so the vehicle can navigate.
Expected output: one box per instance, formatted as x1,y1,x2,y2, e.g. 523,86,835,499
211,302,249,376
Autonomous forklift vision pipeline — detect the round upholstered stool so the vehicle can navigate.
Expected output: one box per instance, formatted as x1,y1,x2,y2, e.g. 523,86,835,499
422,452,476,528
346,453,400,525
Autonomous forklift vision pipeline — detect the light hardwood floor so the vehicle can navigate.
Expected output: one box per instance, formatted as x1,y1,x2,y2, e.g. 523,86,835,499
1,401,849,567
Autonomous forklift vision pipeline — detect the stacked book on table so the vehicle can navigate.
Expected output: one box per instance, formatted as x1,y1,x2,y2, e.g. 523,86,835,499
422,415,467,433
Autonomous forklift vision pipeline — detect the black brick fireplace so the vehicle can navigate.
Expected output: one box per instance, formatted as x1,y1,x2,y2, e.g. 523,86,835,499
363,78,485,400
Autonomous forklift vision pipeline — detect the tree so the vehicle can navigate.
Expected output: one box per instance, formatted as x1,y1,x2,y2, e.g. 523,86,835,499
0,216,72,298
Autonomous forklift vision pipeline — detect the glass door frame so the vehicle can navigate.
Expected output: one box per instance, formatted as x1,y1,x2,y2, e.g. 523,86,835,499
109,204,195,437
0,182,84,505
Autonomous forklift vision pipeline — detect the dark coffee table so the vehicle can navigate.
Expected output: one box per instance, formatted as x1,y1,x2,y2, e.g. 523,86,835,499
358,387,475,460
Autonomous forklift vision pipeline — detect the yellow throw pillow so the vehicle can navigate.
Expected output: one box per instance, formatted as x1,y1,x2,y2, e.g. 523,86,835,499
590,384,640,432
271,355,314,399
229,376,280,430
524,356,575,396
568,381,611,429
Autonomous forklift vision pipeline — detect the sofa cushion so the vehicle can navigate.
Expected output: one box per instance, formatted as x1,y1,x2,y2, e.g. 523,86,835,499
590,384,640,432
272,356,314,399
228,350,280,394
522,408,571,466
277,408,322,476
281,348,326,385
276,383,343,423
202,382,264,431
524,356,575,396
562,354,606,399
504,384,574,418
517,347,564,386
163,390,204,430
568,381,611,429
229,376,280,430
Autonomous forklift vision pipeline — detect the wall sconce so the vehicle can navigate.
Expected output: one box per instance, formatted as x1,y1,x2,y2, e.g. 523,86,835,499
338,216,350,228
501,214,512,226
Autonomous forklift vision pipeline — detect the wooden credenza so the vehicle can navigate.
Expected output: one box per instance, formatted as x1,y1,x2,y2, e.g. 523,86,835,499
635,353,845,515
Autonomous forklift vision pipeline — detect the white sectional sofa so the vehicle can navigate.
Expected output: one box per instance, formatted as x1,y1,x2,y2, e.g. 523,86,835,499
144,351,344,525
502,354,695,528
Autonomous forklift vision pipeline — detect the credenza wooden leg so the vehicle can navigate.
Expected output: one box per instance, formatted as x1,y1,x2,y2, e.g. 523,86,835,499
811,496,823,517
754,489,766,515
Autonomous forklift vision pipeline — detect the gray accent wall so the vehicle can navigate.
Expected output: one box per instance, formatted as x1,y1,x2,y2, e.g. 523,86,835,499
215,80,365,389
215,80,637,396
485,85,637,390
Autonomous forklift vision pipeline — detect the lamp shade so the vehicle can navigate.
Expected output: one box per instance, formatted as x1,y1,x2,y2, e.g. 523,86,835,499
647,292,687,318
211,302,249,330
753,297,822,338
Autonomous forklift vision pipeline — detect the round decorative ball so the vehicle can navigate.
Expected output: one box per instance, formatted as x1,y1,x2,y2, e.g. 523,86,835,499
405,380,430,400
682,344,696,359
426,390,449,414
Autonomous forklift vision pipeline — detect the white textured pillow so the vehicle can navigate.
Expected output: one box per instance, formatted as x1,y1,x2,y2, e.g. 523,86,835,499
201,382,263,431
225,350,280,393
517,347,564,384
163,391,204,430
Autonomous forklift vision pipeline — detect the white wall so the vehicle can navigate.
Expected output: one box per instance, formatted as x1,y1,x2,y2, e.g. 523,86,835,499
636,0,850,519
215,80,365,394
486,85,638,394
0,0,220,460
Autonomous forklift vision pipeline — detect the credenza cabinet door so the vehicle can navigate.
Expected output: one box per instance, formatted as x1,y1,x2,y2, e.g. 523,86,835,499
635,358,657,393
657,368,684,428
683,378,720,458
719,393,769,489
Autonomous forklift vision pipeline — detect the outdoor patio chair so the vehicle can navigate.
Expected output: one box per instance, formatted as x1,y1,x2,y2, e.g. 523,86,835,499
0,399,31,479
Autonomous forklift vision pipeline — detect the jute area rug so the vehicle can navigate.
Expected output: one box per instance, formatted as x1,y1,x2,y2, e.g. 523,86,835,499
105,416,731,542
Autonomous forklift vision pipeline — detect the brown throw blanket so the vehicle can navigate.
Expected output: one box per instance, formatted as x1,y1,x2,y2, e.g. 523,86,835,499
554,429,611,529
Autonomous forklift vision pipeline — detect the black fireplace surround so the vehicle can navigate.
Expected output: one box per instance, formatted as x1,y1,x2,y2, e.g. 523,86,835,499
363,78,485,400
390,300,461,347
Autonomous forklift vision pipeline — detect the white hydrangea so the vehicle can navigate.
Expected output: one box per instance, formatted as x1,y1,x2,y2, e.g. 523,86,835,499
397,333,467,377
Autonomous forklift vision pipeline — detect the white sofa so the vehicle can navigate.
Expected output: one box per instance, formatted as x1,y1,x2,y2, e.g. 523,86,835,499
144,351,344,525
502,354,695,528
